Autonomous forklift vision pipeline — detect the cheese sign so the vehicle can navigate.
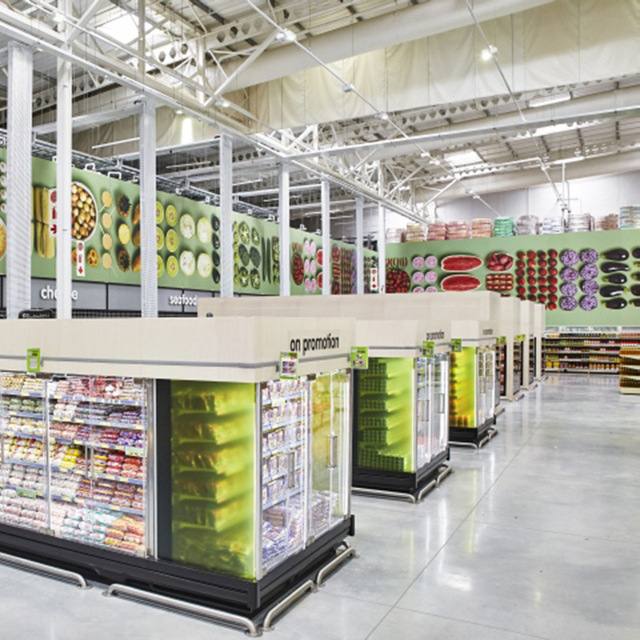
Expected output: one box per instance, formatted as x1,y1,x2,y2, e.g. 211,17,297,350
422,341,435,357
280,352,298,379
451,339,462,353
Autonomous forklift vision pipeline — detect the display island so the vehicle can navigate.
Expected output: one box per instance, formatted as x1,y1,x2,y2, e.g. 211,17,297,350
199,295,453,503
0,317,356,635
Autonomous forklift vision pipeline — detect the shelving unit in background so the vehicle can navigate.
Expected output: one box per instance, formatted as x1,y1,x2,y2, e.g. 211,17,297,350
619,348,640,394
543,328,640,374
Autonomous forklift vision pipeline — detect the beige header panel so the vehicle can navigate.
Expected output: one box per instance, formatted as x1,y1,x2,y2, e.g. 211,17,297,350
0,317,353,382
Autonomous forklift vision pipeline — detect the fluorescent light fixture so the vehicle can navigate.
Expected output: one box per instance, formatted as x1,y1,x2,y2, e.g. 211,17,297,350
420,151,431,159
276,28,297,44
445,149,483,166
91,136,140,150
429,157,441,166
215,97,230,108
342,84,355,93
175,108,184,115
377,112,390,121
550,156,585,166
528,91,571,108
481,45,498,61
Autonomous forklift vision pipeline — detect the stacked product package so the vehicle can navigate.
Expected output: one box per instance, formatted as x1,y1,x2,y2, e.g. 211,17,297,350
493,217,515,237
404,224,427,243
596,213,619,230
385,228,404,243
515,215,539,235
427,221,447,241
471,218,493,238
445,220,470,240
619,206,640,229
540,217,563,234
566,212,593,232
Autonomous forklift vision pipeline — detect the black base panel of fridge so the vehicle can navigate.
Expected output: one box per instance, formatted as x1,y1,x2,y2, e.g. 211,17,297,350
0,517,354,620
352,448,450,496
449,416,496,445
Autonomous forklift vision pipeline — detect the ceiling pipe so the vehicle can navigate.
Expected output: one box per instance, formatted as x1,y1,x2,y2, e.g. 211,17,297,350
212,0,557,92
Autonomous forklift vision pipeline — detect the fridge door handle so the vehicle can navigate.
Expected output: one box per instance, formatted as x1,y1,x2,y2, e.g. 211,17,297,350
328,434,338,469
425,399,430,422
438,393,445,414
287,451,296,488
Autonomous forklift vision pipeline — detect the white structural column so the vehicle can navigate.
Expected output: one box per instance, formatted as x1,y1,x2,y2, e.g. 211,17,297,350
321,179,331,295
377,203,386,293
139,97,158,317
279,163,291,297
219,134,234,298
6,42,33,319
355,197,364,295
56,6,73,320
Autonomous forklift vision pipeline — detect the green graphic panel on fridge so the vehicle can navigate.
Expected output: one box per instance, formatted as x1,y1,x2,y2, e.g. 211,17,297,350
170,381,256,580
356,357,414,473
449,347,477,429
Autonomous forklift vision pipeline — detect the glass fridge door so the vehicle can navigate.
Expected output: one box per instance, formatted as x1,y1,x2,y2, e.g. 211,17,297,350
261,379,308,573
476,349,486,428
309,371,350,540
484,349,496,421
433,354,449,457
0,372,48,536
415,357,433,469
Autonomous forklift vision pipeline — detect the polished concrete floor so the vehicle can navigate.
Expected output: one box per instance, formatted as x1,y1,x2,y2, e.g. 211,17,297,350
1,374,639,639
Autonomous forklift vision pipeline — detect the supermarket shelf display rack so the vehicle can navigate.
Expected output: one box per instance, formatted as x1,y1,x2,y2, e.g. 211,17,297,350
497,296,525,401
0,317,356,634
198,295,453,503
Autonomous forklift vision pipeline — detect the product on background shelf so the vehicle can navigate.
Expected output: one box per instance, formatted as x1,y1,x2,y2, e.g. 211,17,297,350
515,215,539,235
386,228,405,243
619,206,640,230
445,221,470,240
493,217,515,237
566,212,593,233
405,224,427,243
427,221,446,241
540,217,563,234
596,213,619,230
471,218,493,238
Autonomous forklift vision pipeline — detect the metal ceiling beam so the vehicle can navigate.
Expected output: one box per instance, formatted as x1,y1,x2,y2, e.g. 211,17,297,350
0,2,420,221
208,0,556,92
283,86,640,161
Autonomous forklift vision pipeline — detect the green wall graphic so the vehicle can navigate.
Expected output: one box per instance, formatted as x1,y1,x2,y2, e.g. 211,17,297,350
0,149,377,297
386,229,640,326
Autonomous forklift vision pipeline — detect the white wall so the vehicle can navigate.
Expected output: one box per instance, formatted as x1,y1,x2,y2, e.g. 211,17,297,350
435,169,640,223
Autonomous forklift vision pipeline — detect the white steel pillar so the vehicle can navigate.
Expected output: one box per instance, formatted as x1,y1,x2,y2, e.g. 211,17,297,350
56,3,73,319
321,179,331,295
6,42,33,319
355,198,364,295
219,134,234,298
139,97,158,317
377,203,386,293
278,163,291,297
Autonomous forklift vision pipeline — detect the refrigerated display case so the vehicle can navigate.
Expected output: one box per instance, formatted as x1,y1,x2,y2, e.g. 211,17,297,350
448,321,498,448
513,339,524,394
0,317,356,633
198,296,453,503
528,338,537,386
352,350,450,502
0,373,150,556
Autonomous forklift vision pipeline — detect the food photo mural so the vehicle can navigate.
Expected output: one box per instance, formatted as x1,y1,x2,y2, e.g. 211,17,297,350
385,229,640,325
0,149,377,296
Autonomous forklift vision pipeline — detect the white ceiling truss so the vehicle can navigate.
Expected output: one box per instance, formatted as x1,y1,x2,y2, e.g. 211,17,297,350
0,0,636,225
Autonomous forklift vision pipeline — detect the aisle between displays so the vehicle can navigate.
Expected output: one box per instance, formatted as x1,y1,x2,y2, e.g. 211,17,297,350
0,317,357,634
198,295,453,503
